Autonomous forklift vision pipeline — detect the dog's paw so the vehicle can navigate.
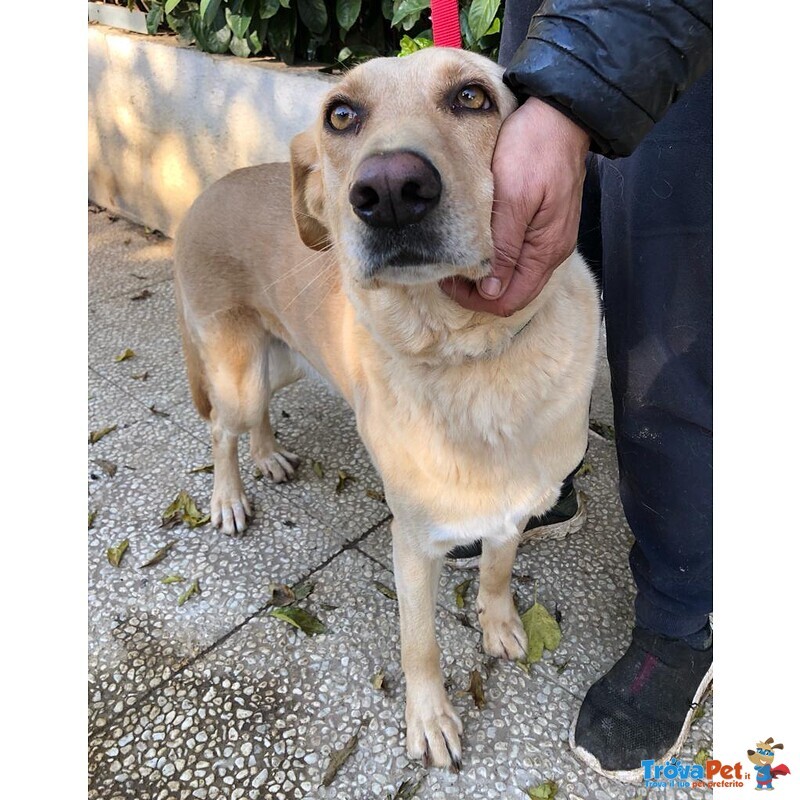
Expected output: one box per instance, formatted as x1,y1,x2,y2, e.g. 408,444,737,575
478,597,528,661
254,450,301,483
211,488,252,536
405,689,463,771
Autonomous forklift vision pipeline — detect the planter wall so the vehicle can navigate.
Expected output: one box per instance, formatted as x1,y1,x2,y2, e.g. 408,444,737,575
88,25,337,237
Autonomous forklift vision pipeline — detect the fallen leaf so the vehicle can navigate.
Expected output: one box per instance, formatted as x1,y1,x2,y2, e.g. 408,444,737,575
123,237,131,245
88,510,97,529
371,670,386,691
694,747,712,765
526,779,558,799
178,579,200,606
188,464,214,474
454,578,471,609
575,462,594,477
554,658,571,675
365,488,386,503
161,490,211,529
93,459,118,477
388,779,423,799
374,581,397,601
335,468,355,493
130,273,147,280
312,460,325,478
131,371,149,381
468,669,485,709
107,539,129,567
269,606,326,635
131,288,152,301
321,716,371,787
115,348,136,362
320,602,338,611
89,425,117,444
692,701,706,721
520,602,561,665
293,582,314,602
140,540,178,568
149,405,170,418
270,583,296,606
589,419,615,441
161,575,185,585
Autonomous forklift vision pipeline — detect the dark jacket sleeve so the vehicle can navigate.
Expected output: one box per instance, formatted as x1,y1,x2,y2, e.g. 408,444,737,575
503,1,712,157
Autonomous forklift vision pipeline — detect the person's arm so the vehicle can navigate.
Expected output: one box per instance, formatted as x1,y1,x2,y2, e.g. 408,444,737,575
443,0,712,316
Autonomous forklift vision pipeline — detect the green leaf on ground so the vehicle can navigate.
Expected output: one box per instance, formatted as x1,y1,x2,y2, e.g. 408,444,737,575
695,747,712,765
335,468,355,493
526,779,558,799
468,669,485,709
269,606,326,635
188,464,214,474
589,418,615,440
178,579,201,606
115,348,136,362
161,575,185,585
371,669,386,691
321,716,371,786
161,490,211,529
388,779,423,799
140,540,178,568
374,581,397,600
312,460,325,478
89,425,117,444
575,462,593,477
519,601,561,665
454,578,471,609
93,459,118,477
293,581,315,601
107,539,129,567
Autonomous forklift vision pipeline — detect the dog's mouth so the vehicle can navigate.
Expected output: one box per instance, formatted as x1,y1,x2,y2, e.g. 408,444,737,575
349,223,491,286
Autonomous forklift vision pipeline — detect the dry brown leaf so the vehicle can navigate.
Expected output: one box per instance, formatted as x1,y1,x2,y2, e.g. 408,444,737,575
89,425,117,444
161,490,210,529
140,540,178,568
374,581,397,601
114,348,136,362
321,716,371,787
468,669,485,709
131,289,152,301
93,459,118,477
149,405,170,418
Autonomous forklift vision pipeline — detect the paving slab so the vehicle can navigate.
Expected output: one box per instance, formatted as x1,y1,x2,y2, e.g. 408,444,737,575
89,208,712,800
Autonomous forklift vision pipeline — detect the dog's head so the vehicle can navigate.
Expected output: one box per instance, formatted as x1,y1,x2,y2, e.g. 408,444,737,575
748,739,784,766
290,47,518,289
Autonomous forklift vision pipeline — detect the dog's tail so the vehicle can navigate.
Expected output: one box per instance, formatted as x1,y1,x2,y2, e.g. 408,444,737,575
176,291,212,420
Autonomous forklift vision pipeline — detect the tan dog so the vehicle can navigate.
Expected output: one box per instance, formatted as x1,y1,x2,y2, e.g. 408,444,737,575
174,47,600,769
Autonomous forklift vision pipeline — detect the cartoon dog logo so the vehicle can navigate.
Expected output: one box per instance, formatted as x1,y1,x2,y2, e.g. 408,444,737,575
747,738,791,790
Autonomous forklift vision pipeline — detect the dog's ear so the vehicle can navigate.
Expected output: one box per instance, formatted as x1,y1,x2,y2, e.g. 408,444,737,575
290,129,330,251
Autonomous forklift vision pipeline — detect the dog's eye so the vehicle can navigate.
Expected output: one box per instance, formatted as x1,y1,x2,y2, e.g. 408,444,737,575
455,85,490,111
328,103,359,132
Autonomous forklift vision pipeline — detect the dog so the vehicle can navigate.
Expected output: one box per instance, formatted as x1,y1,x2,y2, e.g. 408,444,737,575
173,46,600,770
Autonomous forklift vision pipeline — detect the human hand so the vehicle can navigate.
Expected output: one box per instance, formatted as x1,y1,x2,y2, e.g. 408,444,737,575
441,97,590,316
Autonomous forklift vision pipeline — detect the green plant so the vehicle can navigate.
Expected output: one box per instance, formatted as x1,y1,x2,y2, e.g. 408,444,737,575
142,0,504,65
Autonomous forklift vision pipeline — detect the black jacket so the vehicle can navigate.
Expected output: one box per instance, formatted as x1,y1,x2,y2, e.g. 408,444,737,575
503,1,712,157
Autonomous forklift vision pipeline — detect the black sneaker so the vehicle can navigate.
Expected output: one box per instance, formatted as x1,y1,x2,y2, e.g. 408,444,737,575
444,485,587,569
569,625,714,783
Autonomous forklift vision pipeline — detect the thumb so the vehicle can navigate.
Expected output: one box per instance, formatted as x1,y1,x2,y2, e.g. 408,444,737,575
478,198,526,300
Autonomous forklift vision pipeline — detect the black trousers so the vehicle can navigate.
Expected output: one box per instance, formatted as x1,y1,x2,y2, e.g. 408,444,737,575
500,4,712,639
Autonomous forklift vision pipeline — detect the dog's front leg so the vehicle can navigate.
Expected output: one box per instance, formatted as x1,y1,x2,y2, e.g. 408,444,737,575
392,517,463,771
477,536,528,660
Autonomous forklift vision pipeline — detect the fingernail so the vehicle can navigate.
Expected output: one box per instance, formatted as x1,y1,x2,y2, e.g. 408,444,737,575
480,277,502,297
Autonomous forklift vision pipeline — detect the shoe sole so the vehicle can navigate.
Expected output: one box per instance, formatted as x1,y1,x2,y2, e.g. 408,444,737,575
568,662,714,785
445,492,588,570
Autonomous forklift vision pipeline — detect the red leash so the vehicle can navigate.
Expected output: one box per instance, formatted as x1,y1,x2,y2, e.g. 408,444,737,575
430,0,462,48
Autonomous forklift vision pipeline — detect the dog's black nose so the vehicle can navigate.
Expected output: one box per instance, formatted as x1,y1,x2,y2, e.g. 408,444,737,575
349,152,442,228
